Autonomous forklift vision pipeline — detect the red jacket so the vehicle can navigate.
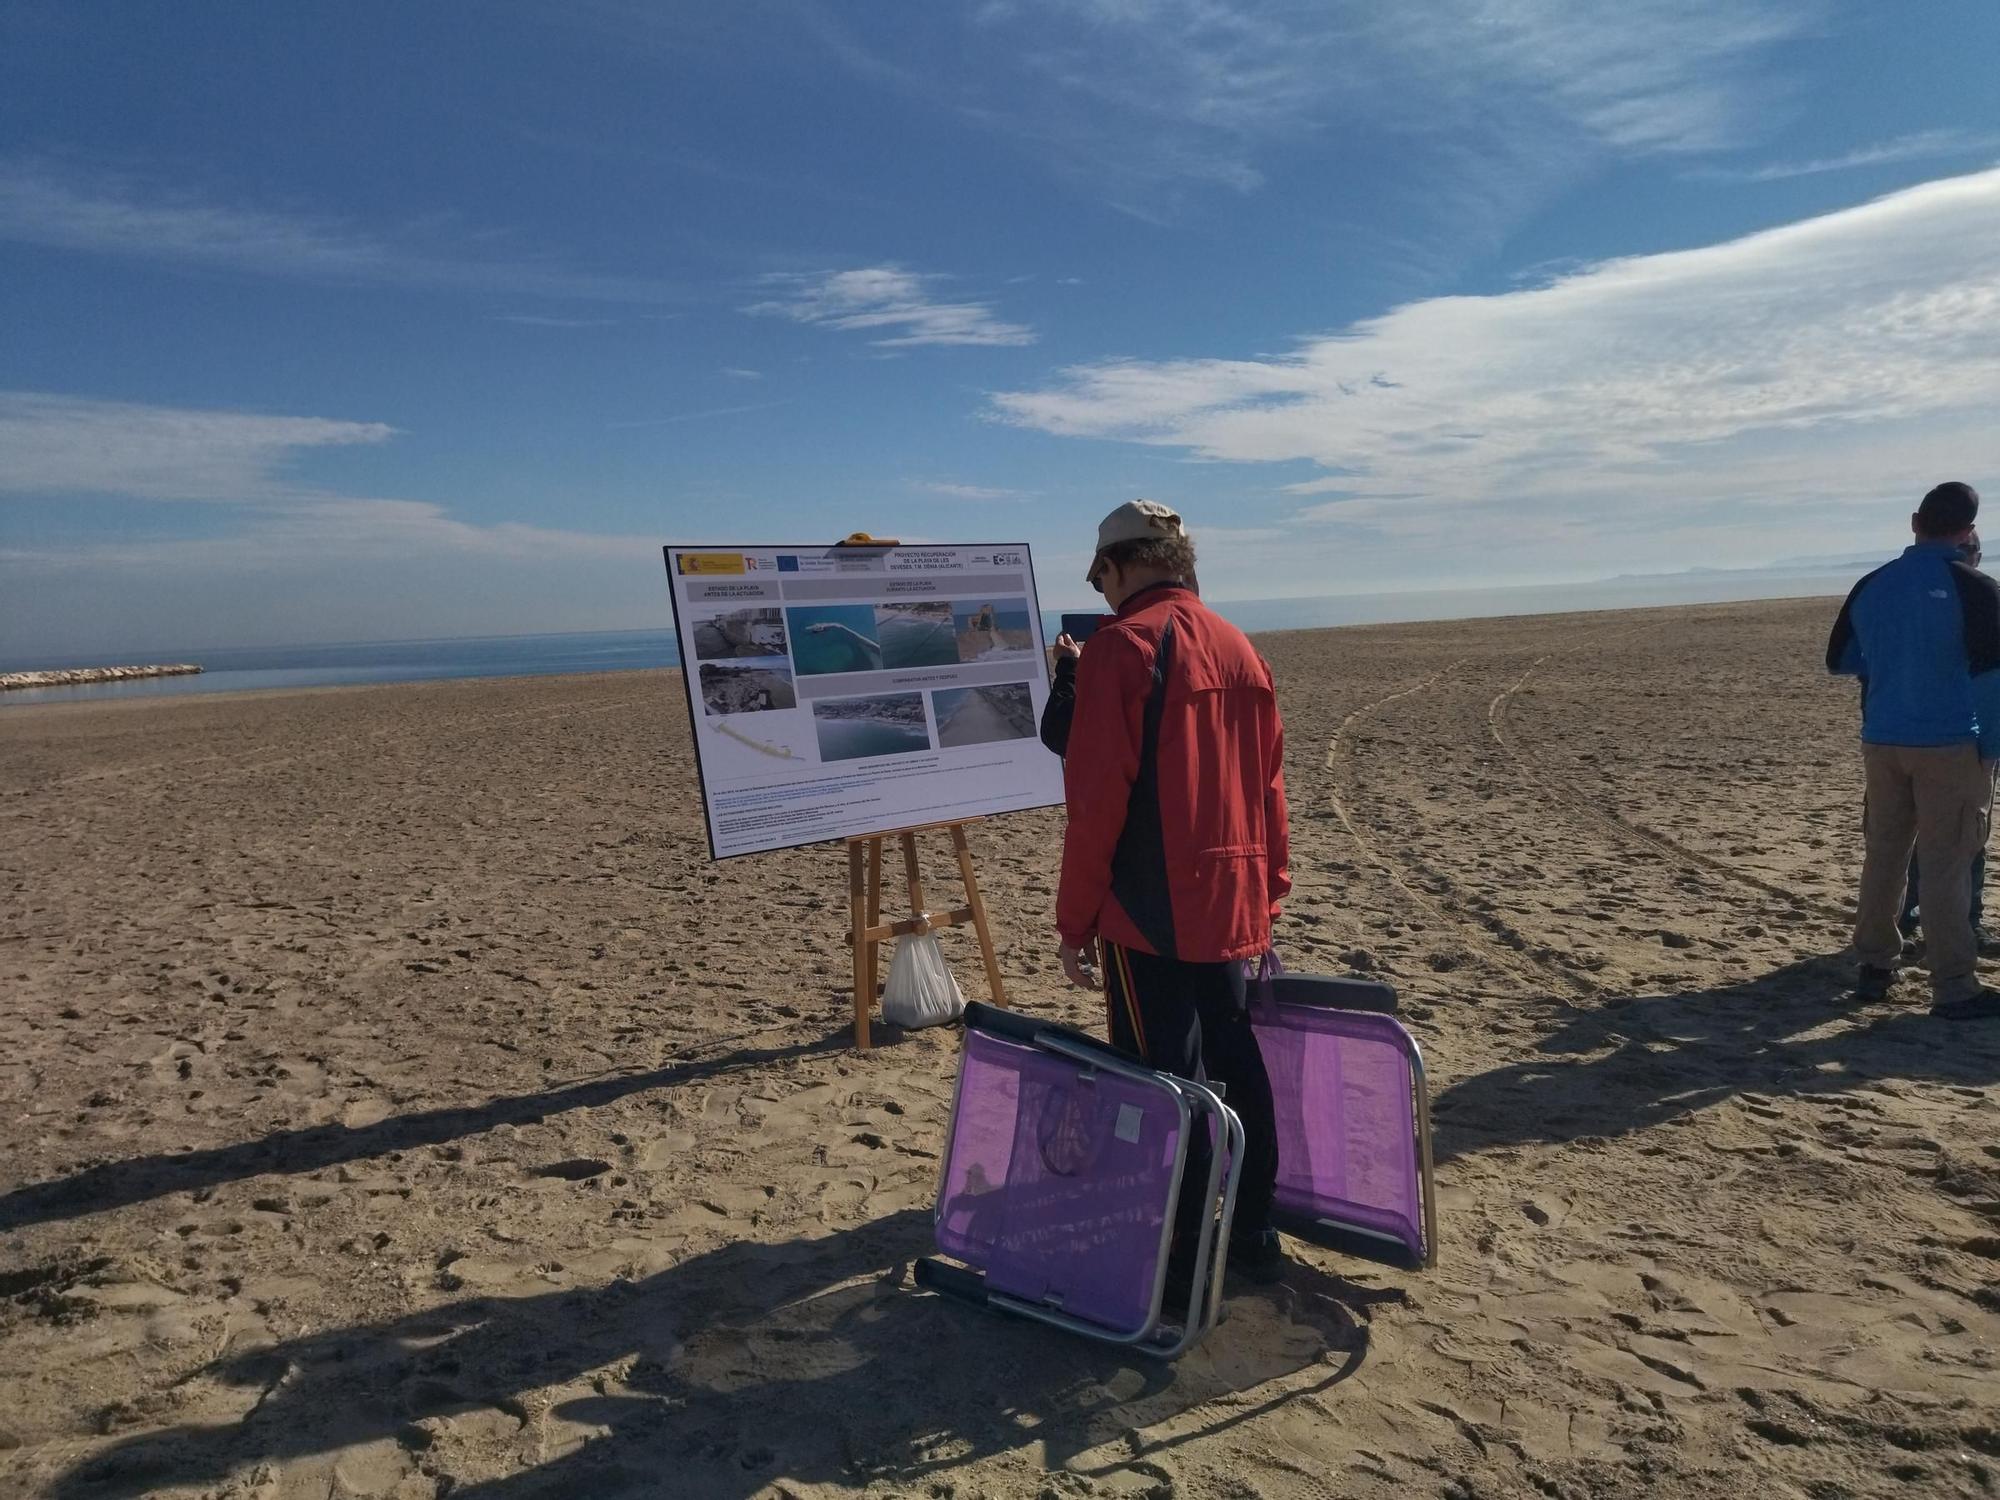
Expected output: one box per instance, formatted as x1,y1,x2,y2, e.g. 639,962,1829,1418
1056,582,1291,962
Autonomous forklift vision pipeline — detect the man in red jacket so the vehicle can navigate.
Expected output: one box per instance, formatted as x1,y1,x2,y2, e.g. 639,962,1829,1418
1056,500,1293,1283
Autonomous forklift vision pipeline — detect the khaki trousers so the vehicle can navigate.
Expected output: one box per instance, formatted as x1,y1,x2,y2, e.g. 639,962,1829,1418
1856,742,1995,1000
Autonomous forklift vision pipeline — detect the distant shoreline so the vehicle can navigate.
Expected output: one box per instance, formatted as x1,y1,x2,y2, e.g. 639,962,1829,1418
0,591,1855,709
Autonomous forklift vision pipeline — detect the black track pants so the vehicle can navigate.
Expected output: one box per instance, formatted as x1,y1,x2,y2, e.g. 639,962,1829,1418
1102,941,1279,1250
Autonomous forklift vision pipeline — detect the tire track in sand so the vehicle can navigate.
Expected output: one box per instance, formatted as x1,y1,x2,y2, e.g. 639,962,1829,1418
1487,654,1850,927
1321,659,1601,1000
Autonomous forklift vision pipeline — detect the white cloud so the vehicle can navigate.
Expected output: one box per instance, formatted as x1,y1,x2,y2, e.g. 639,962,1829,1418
1,393,653,574
0,392,395,501
0,157,680,303
494,314,622,328
8,497,650,571
605,400,793,428
807,2,1812,218
722,367,764,380
1690,129,2000,183
909,480,1033,501
990,168,2000,546
745,266,1035,347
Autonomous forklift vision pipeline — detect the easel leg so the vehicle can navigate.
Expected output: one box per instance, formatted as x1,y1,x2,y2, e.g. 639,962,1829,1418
865,837,883,1014
847,840,870,1051
952,823,1008,1008
900,831,926,919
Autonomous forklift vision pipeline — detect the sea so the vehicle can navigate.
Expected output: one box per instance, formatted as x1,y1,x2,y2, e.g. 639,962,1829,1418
814,716,933,761
1,567,1860,708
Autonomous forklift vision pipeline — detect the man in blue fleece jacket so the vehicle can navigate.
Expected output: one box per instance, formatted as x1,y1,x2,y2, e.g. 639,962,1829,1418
1899,531,1992,951
1827,481,2000,1019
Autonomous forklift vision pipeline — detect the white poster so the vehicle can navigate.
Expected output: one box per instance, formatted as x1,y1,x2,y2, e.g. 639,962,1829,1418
663,542,1065,859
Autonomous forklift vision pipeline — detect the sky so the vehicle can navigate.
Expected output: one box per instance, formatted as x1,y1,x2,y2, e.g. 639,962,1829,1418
4,1,2000,656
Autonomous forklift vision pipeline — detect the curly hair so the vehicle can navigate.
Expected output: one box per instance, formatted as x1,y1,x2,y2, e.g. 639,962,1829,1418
1098,533,1198,579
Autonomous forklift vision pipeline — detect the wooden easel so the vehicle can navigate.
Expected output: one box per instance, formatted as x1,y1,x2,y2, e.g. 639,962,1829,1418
826,534,1008,1049
847,819,1006,1050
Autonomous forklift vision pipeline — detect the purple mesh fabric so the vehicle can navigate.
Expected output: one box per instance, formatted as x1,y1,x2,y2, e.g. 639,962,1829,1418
935,1028,1182,1335
1252,1002,1423,1262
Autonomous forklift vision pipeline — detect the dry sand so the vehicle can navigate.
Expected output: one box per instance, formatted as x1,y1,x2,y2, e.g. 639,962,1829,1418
2,597,1997,1500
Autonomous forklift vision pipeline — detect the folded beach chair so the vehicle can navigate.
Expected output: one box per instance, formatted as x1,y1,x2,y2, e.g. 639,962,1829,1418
915,1001,1244,1358
1249,961,1438,1269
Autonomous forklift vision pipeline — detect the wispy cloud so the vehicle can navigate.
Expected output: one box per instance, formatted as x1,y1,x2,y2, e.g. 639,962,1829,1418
493,313,623,328
909,479,1033,501
0,393,650,571
605,400,793,428
0,157,681,303
990,167,2000,540
0,392,394,501
721,367,764,380
744,266,1035,348
803,1,1811,220
1689,128,2000,183
8,497,651,570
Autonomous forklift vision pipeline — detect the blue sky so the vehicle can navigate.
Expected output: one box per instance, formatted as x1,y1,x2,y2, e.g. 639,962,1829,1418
4,1,2000,654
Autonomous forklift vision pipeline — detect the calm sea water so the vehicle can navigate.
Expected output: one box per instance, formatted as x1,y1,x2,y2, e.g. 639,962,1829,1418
814,717,931,761
876,614,959,670
1,569,1858,708
0,630,683,707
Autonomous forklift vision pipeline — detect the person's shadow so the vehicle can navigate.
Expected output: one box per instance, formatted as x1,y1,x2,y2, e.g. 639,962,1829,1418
1430,953,2000,1162
54,1209,1387,1500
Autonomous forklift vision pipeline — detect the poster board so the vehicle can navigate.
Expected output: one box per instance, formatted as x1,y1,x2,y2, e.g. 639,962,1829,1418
662,541,1065,859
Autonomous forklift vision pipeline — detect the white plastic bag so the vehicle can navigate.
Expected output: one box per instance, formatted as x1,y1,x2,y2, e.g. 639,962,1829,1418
881,928,965,1029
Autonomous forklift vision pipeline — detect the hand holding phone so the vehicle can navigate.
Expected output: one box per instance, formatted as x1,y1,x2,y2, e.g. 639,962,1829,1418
1060,612,1108,644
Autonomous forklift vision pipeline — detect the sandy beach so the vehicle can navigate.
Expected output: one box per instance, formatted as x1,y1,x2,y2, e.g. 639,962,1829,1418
2,597,1997,1500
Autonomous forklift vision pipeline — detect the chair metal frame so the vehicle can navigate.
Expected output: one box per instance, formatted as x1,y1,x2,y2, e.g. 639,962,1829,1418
1253,970,1438,1270
915,1001,1245,1358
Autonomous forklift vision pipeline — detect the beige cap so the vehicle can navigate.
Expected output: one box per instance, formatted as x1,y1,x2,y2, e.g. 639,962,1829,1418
1088,499,1185,581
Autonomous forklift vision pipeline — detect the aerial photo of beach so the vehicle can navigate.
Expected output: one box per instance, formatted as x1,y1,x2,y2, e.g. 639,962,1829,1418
697,661,796,714
811,690,932,760
691,606,788,661
787,605,883,675
872,601,960,669
953,600,1036,662
933,681,1037,748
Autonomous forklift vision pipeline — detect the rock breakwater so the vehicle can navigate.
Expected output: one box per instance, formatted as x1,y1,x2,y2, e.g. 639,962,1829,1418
0,664,203,691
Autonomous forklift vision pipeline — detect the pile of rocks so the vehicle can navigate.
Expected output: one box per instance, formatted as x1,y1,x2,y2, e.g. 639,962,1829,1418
0,664,203,691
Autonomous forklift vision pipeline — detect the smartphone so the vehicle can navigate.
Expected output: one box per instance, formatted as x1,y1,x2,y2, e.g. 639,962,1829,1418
1060,612,1110,643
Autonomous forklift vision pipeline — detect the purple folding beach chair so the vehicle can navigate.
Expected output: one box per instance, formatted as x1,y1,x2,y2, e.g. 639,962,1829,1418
915,1002,1244,1358
1249,961,1437,1269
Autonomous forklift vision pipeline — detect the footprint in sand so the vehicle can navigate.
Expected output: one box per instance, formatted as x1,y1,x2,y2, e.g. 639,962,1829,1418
342,1096,392,1128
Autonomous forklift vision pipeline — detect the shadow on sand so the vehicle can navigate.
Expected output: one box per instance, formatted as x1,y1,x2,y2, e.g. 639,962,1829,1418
0,1027,867,1235
51,1209,1387,1499
1430,954,2000,1163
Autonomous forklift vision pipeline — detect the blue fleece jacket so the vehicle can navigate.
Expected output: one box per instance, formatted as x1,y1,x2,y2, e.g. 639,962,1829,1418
1827,541,2000,756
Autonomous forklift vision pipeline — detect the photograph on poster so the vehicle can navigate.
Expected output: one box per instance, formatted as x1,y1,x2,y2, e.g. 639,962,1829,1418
698,661,797,714
813,692,931,761
933,682,1037,748
788,605,883,674
702,710,814,771
691,606,788,661
953,600,1036,662
873,601,960,669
